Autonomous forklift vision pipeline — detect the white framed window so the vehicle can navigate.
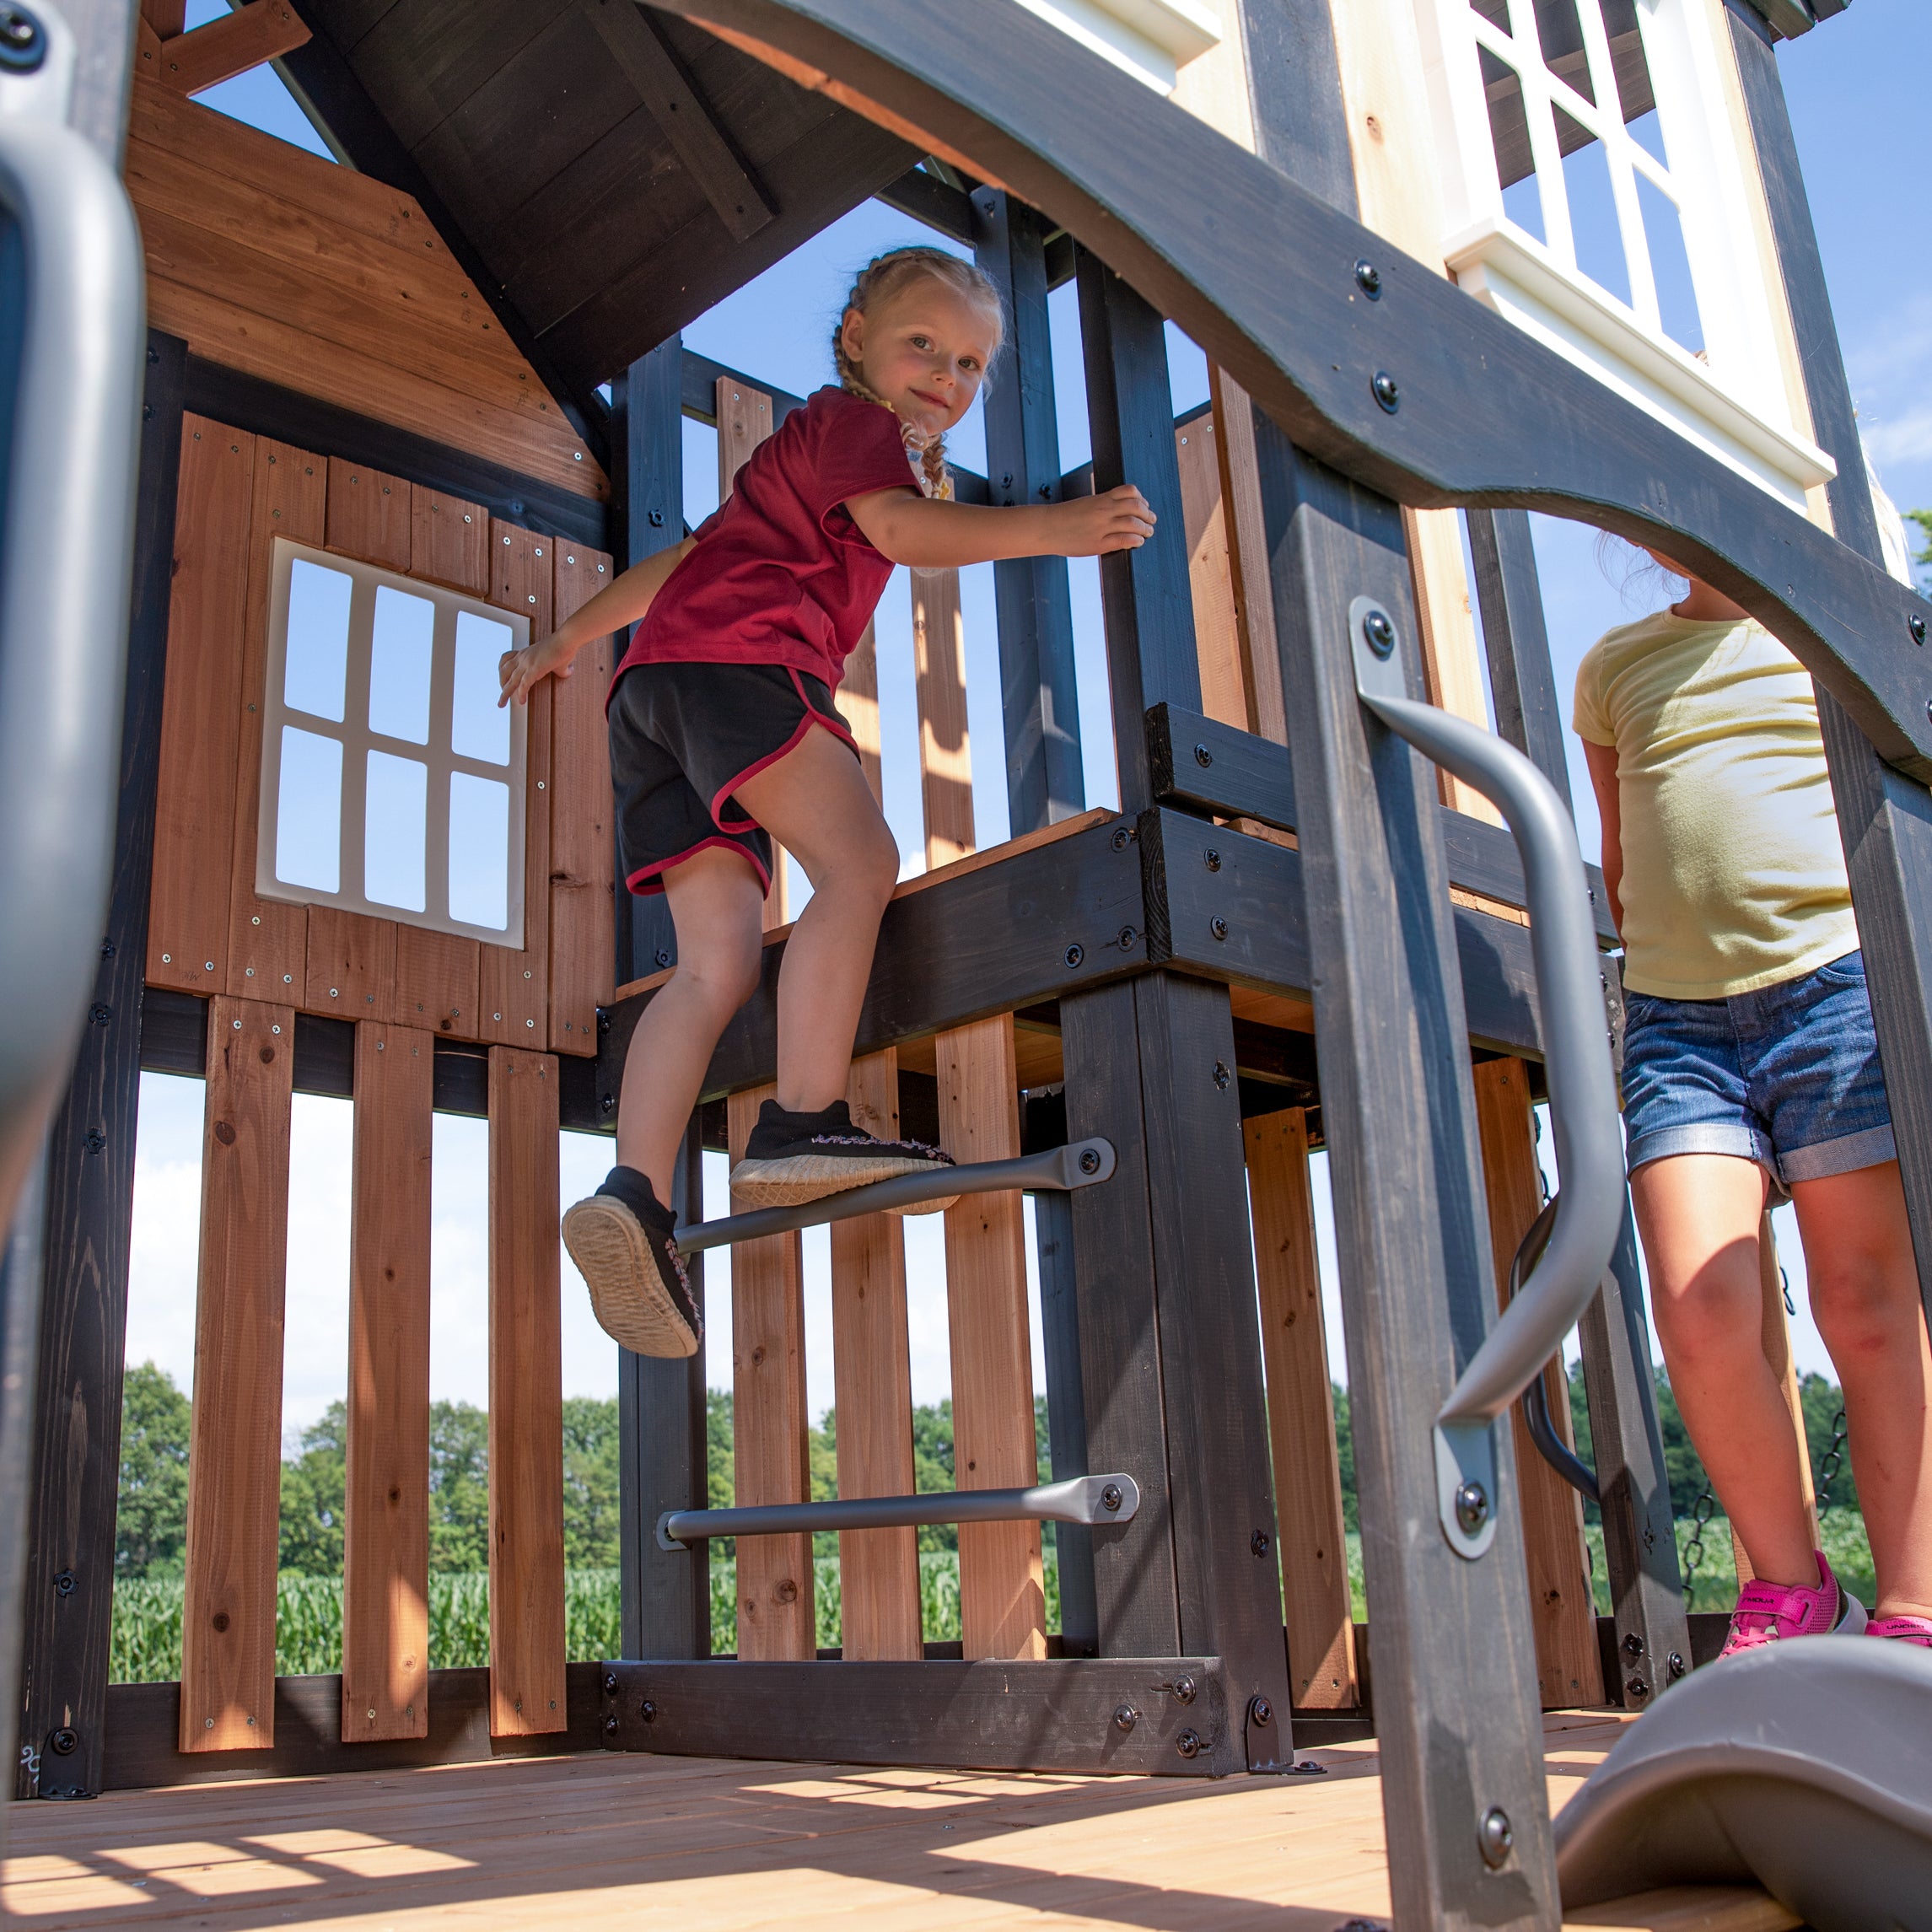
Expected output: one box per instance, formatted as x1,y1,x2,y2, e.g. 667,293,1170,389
1414,0,1834,509
257,538,530,945
1011,0,1221,94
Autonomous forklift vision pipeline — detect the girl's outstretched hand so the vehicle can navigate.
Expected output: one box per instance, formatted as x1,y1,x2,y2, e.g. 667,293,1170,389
1056,483,1155,557
498,633,575,709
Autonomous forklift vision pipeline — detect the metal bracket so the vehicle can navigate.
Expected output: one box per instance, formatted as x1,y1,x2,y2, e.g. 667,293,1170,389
656,1471,1141,1550
1348,594,1408,704
1434,1419,1500,1561
673,1136,1115,1253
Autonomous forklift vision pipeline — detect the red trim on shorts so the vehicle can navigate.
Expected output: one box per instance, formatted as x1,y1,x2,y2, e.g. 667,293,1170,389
626,835,772,899
709,668,856,829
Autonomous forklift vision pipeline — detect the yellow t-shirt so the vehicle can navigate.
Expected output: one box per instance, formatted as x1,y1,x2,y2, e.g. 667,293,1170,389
1572,611,1857,999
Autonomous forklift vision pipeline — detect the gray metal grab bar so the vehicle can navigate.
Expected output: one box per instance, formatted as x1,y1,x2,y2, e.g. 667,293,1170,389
658,1472,1141,1549
673,1136,1116,1252
1351,597,1623,1557
0,112,146,1234
1509,1194,1601,1504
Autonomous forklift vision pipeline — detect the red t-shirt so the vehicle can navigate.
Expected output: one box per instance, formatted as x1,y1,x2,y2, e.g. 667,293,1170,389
612,386,918,693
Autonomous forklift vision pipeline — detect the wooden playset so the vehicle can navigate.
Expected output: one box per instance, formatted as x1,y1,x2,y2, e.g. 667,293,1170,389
3,0,1929,1925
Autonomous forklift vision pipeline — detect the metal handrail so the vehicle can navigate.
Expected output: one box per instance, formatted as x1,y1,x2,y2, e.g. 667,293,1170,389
1351,598,1623,1556
0,114,146,1232
658,1472,1141,1549
673,1136,1116,1252
1509,1196,1601,1505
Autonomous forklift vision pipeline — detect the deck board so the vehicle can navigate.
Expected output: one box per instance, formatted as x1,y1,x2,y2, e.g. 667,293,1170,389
3,1711,1793,1930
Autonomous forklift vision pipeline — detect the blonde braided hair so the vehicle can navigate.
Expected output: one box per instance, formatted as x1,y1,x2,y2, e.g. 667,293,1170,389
832,246,1004,502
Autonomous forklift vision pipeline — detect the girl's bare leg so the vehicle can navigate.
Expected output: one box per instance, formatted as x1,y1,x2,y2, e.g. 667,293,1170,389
1632,1151,1817,1588
1789,1160,1932,1618
732,724,901,1111
615,844,765,1202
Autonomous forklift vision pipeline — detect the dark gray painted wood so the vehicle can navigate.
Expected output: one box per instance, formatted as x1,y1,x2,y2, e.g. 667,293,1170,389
619,1123,709,1660
1466,509,1574,814
1254,418,1556,1924
16,335,187,1802
973,190,1086,834
1235,0,1357,214
1031,1187,1097,1655
1726,1,1932,1336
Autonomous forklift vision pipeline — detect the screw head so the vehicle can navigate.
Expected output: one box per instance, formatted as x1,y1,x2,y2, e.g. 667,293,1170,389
1214,1060,1232,1090
1454,1480,1489,1535
1477,1806,1514,1868
49,1727,78,1756
1193,741,1214,767
1622,1632,1645,1659
1172,1674,1197,1704
1204,847,1221,871
1079,1147,1101,1175
1064,943,1085,969
1209,915,1229,941
1912,613,1926,645
1363,609,1397,659
1117,924,1137,950
1176,1729,1202,1759
1626,1674,1651,1700
52,1570,77,1597
82,1129,106,1155
648,509,665,527
1248,1696,1273,1727
1251,1529,1272,1558
1667,1651,1687,1681
1113,1703,1138,1732
639,1699,657,1722
1372,370,1401,413
1111,826,1131,851
0,6,46,71
1101,1483,1123,1511
1354,259,1382,299
603,1671,619,1694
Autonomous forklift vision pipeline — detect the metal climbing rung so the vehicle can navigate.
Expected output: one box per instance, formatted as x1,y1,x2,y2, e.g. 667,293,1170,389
671,1136,1116,1252
657,1472,1141,1550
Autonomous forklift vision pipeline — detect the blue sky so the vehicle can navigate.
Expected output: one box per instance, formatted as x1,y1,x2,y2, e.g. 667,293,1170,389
141,7,1919,1433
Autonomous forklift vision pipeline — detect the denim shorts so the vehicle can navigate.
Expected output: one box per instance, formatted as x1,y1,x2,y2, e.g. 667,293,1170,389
1620,950,1895,1187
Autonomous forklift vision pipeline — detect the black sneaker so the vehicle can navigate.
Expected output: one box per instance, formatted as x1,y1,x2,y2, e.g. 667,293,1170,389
728,1099,958,1213
562,1166,702,1359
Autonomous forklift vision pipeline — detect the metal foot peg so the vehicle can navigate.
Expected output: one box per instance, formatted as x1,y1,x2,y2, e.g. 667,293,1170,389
657,1472,1141,1550
672,1136,1116,1252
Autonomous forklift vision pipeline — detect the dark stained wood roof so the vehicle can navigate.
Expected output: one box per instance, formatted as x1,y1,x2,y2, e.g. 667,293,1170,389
285,0,918,441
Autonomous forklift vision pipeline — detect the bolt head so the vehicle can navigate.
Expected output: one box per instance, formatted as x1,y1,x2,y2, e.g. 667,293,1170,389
1354,259,1382,299
1209,915,1229,941
1912,612,1926,646
1454,1480,1489,1535
1477,1806,1513,1868
1204,847,1221,871
648,509,665,526
603,1671,619,1694
1622,1631,1645,1659
1101,1483,1123,1511
1213,1061,1232,1090
1248,1696,1273,1727
639,1699,657,1722
1111,826,1130,852
604,1714,620,1735
1251,1530,1272,1558
1117,924,1137,949
1064,943,1085,969
52,1570,77,1596
1193,741,1214,767
1372,370,1401,413
49,1728,78,1756
1363,609,1397,659
1176,1728,1202,1759
1172,1673,1197,1704
1626,1674,1651,1700
1667,1651,1687,1681
1079,1147,1101,1174
1113,1703,1138,1732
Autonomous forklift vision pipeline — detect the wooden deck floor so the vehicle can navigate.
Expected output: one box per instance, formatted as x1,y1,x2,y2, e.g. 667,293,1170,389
3,1710,1794,1931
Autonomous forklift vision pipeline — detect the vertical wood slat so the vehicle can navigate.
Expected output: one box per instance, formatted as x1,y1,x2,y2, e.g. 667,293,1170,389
1243,1106,1358,1709
549,541,616,1055
342,1021,433,1743
1731,1213,1821,1586
323,456,409,568
180,996,293,1751
842,619,885,807
1472,1059,1606,1707
938,1016,1047,1660
911,569,974,869
487,1046,566,1736
1174,409,1250,733
1405,504,1501,826
830,1051,922,1659
148,417,253,997
226,439,320,1008
410,487,490,592
715,377,788,927
726,1087,816,1659
481,522,554,1046
1208,364,1286,746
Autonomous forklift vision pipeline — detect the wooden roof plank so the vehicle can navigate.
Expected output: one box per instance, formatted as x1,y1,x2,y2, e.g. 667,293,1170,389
154,0,311,95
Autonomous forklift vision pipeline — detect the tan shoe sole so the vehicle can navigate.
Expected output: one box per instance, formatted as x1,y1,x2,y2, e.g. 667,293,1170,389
727,1153,959,1216
561,1196,698,1359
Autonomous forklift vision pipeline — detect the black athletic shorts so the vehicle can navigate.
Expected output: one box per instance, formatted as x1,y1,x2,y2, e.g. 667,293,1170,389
609,660,855,896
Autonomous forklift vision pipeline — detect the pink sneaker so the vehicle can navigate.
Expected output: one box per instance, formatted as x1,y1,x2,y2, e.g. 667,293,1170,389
1867,1614,1932,1648
1718,1549,1867,1658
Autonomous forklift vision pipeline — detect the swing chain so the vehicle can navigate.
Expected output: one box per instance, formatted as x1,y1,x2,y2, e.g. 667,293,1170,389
1814,1407,1849,1517
1681,1488,1718,1607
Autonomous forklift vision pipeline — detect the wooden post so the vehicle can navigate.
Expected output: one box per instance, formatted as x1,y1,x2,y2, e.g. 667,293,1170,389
830,1052,921,1660
18,332,186,1799
726,1086,815,1659
911,569,974,871
1243,1106,1357,1709
937,1017,1046,1660
1466,509,1574,814
486,1047,566,1736
842,618,885,807
1174,409,1250,732
1731,1212,1820,1586
1472,1059,1605,1708
341,1022,433,1742
970,188,1084,834
180,996,294,1752
1207,363,1287,746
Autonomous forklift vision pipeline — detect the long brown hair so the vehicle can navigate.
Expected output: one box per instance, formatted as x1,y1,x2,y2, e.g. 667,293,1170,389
832,246,1004,500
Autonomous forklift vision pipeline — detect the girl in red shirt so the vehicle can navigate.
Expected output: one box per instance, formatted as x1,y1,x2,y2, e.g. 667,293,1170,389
498,247,1155,1359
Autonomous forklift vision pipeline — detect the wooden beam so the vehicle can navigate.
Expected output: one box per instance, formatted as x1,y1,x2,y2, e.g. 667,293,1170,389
1174,409,1250,732
152,0,310,96
937,1016,1046,1660
1472,1058,1605,1709
726,1087,816,1659
1208,363,1287,746
1243,1106,1357,1709
586,1,775,244
342,1023,433,1742
487,1047,566,1736
180,996,294,1752
830,1052,922,1660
